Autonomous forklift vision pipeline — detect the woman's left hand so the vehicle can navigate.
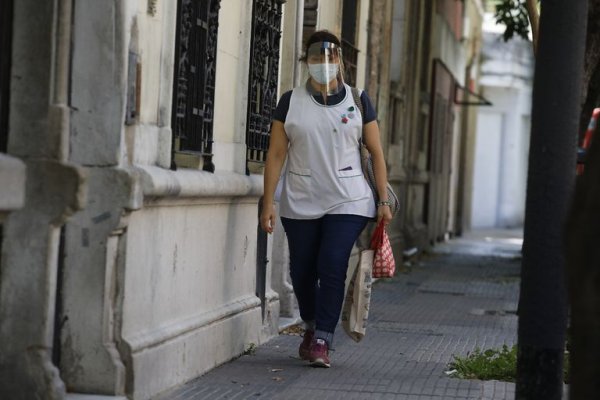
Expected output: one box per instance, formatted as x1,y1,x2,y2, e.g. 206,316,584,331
377,205,393,226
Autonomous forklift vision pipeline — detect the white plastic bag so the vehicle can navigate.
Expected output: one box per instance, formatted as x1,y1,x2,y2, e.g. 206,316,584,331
341,249,374,342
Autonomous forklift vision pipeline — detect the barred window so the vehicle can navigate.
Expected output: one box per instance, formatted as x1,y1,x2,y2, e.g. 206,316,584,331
341,39,359,87
303,0,318,43
245,0,284,174
171,0,221,171
341,0,359,87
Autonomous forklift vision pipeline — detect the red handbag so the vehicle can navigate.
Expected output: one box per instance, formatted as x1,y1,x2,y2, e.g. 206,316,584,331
370,221,396,278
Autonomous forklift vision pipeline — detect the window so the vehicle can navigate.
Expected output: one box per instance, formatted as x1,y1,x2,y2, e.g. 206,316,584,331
0,0,13,153
171,0,221,171
245,0,284,174
303,0,319,44
341,0,359,86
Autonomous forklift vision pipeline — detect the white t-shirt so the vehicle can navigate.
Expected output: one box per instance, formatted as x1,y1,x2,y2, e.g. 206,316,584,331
278,84,376,219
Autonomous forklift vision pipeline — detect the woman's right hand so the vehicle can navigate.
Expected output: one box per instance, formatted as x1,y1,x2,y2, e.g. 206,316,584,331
260,202,276,234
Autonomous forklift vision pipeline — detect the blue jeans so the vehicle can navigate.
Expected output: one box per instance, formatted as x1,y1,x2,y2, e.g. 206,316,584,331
281,214,369,346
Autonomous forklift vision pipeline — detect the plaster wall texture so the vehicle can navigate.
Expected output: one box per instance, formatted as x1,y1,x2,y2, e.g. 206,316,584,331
122,0,176,168
8,0,56,158
472,112,503,227
479,31,533,89
136,0,171,125
0,161,86,399
58,1,279,397
212,0,253,174
122,200,259,336
471,29,533,229
129,124,172,168
279,0,299,92
128,305,268,399
355,0,370,90
0,154,26,218
119,198,277,399
70,0,126,166
472,87,532,228
316,0,343,36
2,0,304,398
0,1,88,399
60,167,140,395
431,14,466,87
390,0,407,83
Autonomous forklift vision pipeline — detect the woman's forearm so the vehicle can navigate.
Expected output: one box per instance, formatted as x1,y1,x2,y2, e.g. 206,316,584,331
263,121,289,204
363,121,389,201
371,150,389,201
263,152,286,204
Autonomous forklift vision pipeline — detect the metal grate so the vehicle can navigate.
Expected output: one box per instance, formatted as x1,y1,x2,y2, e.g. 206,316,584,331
0,0,13,153
171,0,221,171
245,0,284,174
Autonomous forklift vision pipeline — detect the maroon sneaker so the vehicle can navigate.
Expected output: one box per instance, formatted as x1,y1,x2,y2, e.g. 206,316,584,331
309,338,331,368
299,329,314,360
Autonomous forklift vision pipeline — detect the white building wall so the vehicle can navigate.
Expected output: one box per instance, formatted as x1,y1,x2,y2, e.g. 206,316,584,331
431,14,466,87
0,1,87,398
213,1,253,174
472,112,503,227
59,1,281,398
316,0,343,33
117,1,279,396
356,0,371,90
2,0,380,398
121,195,269,399
471,17,533,229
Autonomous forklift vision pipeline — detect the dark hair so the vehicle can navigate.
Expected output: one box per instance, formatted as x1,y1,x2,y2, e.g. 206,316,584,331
300,30,341,62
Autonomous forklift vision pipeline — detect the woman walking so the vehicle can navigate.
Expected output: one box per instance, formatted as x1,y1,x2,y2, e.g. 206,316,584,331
260,30,392,368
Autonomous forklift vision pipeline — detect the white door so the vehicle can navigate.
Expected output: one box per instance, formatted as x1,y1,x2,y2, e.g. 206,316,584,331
471,112,503,228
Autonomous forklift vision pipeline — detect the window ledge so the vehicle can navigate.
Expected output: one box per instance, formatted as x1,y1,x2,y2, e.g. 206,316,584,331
135,165,264,199
0,154,26,214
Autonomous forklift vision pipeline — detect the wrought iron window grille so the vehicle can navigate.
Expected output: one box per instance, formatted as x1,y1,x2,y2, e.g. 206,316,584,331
245,0,285,175
171,0,221,172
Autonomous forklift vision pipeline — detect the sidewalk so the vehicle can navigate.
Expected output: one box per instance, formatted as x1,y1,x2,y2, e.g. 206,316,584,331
155,230,523,400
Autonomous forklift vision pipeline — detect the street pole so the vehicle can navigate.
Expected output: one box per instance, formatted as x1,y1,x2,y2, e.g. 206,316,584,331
516,0,588,399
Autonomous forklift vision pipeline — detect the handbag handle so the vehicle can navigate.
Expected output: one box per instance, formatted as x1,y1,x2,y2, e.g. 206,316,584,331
370,220,386,250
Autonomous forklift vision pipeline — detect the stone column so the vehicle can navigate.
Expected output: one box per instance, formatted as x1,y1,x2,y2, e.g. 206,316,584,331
0,1,87,399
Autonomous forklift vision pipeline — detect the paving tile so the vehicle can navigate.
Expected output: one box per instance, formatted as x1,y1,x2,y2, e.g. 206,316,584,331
154,252,523,400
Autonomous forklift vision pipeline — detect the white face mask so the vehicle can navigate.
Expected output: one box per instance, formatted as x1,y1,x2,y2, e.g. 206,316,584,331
308,63,339,85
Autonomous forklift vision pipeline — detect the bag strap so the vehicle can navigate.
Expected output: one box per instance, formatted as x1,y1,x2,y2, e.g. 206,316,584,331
350,87,365,144
369,220,386,249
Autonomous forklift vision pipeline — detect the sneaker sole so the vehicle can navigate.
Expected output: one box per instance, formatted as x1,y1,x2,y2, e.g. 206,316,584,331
310,358,331,368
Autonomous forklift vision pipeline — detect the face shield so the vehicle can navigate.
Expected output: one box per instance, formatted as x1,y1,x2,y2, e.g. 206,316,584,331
305,41,345,101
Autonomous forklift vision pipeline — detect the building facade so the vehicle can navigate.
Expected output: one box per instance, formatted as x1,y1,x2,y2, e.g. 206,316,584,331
0,1,484,399
471,13,534,229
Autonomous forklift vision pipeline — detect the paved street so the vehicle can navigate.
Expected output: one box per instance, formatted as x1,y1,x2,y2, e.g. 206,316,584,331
155,231,523,400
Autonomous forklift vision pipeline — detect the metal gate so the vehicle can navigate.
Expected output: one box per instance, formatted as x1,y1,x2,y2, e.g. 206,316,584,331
245,0,284,173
